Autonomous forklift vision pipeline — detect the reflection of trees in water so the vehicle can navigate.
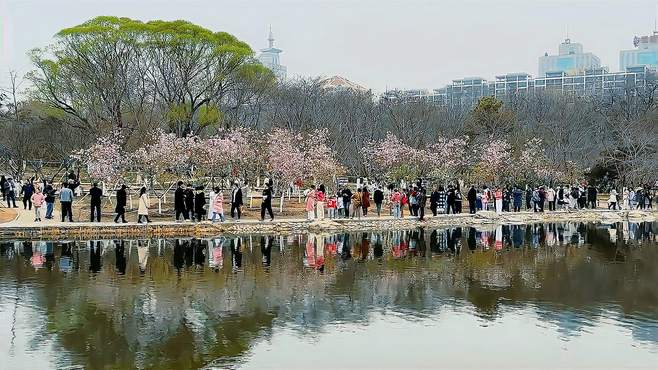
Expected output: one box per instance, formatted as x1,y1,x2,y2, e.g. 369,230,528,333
0,221,657,369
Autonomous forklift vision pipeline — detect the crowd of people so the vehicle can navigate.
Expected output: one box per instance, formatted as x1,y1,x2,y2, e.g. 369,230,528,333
0,173,655,224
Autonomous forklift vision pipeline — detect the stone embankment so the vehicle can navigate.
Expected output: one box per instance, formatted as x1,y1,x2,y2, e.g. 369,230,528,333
0,210,655,240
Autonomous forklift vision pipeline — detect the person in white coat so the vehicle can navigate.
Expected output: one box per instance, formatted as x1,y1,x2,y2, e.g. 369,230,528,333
137,187,151,223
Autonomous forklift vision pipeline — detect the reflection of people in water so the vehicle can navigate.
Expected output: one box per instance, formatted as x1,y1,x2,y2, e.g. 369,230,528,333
430,229,446,255
209,238,224,272
191,238,205,269
115,240,126,275
89,240,102,273
60,241,74,273
137,240,149,275
360,233,370,261
173,239,184,272
183,239,193,268
231,237,243,272
467,227,477,252
512,225,524,248
373,233,383,259
304,234,325,270
261,236,272,268
340,233,351,261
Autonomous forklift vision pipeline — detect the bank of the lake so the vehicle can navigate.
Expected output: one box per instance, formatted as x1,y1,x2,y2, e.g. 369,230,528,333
0,209,656,240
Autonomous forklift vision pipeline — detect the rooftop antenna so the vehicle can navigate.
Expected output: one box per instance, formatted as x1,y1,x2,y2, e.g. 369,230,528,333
565,24,570,43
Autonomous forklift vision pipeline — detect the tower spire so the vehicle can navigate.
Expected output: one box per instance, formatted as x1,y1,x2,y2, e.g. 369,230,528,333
268,26,274,48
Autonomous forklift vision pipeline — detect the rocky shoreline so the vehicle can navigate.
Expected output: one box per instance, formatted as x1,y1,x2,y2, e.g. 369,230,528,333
0,209,656,240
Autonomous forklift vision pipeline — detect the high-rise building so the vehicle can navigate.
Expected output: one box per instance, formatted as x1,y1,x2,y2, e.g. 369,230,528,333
538,38,601,77
620,32,658,71
258,28,287,80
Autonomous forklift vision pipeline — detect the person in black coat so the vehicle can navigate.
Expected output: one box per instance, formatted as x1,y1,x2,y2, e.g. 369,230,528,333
174,181,187,221
260,183,274,221
587,184,598,209
373,187,384,216
194,187,206,222
467,185,477,214
114,185,127,223
429,187,439,216
231,182,243,221
89,182,103,222
184,184,195,219
341,187,352,219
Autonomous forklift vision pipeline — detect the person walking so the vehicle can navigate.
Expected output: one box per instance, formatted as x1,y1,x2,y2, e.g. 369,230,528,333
174,181,187,221
114,185,127,223
184,184,195,220
211,187,225,222
494,187,503,214
5,178,17,208
481,186,489,212
137,187,150,223
194,186,206,222
467,185,477,214
390,188,402,219
260,183,274,221
316,184,326,220
31,188,45,222
341,187,352,219
418,188,427,221
44,182,55,219
512,186,523,212
446,186,456,214
0,175,6,201
430,186,439,216
587,184,598,209
305,185,317,221
21,181,34,210
89,182,103,222
608,188,618,210
230,182,243,221
361,186,371,217
351,188,363,219
374,186,384,216
60,183,74,222
525,185,532,211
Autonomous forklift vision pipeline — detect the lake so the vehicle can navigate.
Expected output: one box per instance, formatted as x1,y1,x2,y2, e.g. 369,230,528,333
1,222,657,369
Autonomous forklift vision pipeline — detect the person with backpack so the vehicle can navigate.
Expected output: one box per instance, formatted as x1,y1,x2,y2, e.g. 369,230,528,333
260,182,274,222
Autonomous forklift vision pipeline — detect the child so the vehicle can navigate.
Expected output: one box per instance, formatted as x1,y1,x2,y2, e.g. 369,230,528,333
212,187,225,222
31,187,45,222
327,196,337,219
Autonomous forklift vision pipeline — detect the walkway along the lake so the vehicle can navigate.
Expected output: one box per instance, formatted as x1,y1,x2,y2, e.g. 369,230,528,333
0,207,656,240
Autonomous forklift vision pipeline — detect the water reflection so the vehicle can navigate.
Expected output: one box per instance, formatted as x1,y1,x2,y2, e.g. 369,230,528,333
0,221,657,370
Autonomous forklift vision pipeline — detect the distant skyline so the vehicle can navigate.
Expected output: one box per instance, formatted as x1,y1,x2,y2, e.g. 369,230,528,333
2,0,658,92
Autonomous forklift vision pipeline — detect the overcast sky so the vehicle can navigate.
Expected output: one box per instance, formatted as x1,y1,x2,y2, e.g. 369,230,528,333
2,0,658,92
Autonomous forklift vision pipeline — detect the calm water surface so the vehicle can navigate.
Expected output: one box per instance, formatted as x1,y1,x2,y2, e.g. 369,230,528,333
1,222,657,369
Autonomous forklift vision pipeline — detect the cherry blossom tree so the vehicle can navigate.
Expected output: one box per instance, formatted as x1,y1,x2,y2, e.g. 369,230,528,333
363,132,419,183
72,130,127,183
474,138,513,185
423,135,470,182
266,128,305,193
132,129,195,187
304,128,344,187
